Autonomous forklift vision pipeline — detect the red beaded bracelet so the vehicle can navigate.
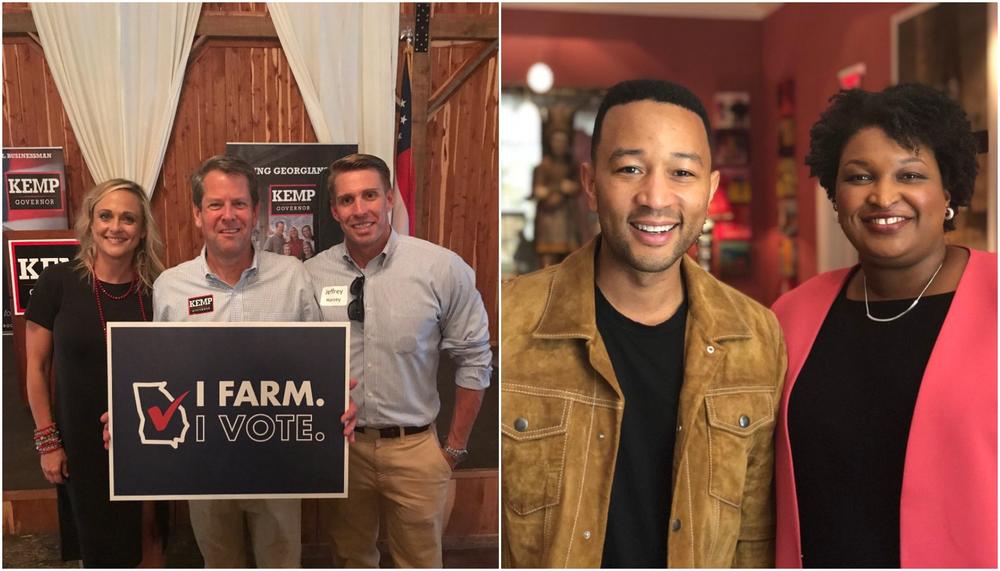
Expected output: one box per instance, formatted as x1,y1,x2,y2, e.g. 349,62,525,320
33,423,63,454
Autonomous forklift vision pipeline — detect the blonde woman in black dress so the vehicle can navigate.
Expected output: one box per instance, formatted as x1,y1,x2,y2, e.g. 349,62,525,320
26,179,167,567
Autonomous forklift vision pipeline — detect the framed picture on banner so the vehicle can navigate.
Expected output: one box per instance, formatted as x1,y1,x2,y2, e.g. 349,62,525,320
107,322,350,500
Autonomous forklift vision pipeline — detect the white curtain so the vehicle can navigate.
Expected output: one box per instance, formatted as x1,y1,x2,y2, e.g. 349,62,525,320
31,3,200,196
268,2,407,233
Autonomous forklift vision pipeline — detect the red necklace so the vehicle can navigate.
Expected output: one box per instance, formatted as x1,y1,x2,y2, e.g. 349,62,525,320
93,273,148,338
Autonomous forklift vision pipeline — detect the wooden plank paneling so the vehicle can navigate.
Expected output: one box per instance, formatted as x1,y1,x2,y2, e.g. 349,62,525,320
399,3,499,343
150,38,319,267
2,37,95,226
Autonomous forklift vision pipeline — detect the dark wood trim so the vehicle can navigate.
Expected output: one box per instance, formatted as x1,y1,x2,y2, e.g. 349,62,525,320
8,9,497,41
195,13,277,38
4,11,279,38
399,12,497,42
430,14,497,40
411,50,431,239
2,11,35,34
428,39,498,119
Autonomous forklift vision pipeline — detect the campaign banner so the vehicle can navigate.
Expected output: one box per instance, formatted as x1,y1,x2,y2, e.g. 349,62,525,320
227,143,356,260
3,147,69,230
107,322,350,500
7,238,80,316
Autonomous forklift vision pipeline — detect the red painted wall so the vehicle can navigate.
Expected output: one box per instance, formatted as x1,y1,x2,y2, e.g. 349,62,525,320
502,4,913,304
758,3,910,303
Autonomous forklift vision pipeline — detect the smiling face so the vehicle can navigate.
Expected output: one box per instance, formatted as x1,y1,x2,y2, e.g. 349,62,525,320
582,100,719,275
193,170,258,262
330,168,394,262
91,189,145,264
835,127,950,267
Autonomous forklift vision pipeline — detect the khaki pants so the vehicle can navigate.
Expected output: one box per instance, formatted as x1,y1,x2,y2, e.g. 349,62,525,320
324,428,452,568
188,498,301,568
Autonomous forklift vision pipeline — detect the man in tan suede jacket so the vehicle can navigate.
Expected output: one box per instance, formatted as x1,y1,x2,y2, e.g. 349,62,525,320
501,80,786,568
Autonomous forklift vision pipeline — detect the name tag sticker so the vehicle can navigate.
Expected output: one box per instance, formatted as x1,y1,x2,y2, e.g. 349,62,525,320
321,286,349,307
188,294,214,315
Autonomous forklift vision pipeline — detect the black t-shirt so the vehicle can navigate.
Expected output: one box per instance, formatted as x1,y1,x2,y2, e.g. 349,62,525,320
788,273,954,568
596,286,687,568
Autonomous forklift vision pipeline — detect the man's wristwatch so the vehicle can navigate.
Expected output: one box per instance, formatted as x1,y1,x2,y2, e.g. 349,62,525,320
442,445,469,466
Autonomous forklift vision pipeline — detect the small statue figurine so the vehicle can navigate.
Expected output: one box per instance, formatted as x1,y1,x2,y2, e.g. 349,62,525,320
531,129,581,267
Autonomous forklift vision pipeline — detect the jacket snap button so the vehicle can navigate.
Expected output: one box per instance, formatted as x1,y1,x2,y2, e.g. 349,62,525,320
706,345,715,354
671,518,681,532
739,415,750,428
583,530,591,540
597,432,606,440
514,417,528,432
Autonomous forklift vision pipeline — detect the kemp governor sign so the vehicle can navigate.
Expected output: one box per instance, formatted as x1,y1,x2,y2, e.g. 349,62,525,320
7,238,79,315
108,323,349,500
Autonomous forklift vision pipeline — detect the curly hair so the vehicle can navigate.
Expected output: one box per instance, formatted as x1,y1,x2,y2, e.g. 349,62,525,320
805,83,979,231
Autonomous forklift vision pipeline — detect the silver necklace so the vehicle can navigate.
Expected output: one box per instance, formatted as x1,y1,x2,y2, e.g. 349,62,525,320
863,261,944,322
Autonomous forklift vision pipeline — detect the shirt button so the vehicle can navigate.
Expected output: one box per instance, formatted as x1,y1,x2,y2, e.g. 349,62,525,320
514,418,528,432
739,415,751,428
582,530,591,540
677,425,682,432
706,345,715,354
671,518,682,532
597,432,605,440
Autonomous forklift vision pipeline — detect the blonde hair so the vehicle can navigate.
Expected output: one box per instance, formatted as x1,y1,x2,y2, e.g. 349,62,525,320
73,179,165,291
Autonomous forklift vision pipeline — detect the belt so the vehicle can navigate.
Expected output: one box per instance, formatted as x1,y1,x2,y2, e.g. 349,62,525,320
355,424,430,438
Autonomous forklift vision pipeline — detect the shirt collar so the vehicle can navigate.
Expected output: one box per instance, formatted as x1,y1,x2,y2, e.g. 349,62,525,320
339,229,399,272
534,236,752,344
198,245,260,284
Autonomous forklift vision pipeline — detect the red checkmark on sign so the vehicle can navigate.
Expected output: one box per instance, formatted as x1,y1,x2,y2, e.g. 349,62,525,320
147,390,190,431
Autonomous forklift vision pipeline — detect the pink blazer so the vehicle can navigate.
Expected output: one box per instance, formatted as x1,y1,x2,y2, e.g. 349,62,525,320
772,249,997,568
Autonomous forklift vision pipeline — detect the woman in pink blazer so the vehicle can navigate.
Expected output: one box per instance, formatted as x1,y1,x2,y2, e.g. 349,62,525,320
772,84,996,568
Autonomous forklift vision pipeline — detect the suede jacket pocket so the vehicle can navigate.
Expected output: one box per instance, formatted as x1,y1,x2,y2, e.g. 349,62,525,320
501,388,570,516
704,388,775,507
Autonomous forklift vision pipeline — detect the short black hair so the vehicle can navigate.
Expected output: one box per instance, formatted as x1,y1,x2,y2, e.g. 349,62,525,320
591,79,713,161
805,83,978,231
190,155,260,208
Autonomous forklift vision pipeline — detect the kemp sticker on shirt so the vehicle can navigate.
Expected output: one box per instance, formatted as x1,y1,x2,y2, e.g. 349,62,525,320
188,294,214,315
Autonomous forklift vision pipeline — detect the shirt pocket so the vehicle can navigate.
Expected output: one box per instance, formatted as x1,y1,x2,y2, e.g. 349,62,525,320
390,309,435,354
704,388,775,507
501,388,570,515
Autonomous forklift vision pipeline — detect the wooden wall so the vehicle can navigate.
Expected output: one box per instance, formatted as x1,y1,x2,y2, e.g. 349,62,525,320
152,38,317,267
2,3,498,340
403,2,499,342
2,35,96,225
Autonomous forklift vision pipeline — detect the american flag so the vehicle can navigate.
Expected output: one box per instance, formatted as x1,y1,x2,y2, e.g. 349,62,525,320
394,52,415,234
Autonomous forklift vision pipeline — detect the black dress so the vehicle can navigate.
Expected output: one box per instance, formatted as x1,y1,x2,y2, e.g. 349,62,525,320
787,274,954,568
26,262,165,567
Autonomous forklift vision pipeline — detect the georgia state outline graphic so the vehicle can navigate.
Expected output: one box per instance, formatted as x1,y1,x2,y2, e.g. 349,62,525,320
133,382,190,449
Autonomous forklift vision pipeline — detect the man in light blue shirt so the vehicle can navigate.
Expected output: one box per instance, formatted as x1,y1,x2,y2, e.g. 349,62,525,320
305,154,491,567
151,155,318,567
